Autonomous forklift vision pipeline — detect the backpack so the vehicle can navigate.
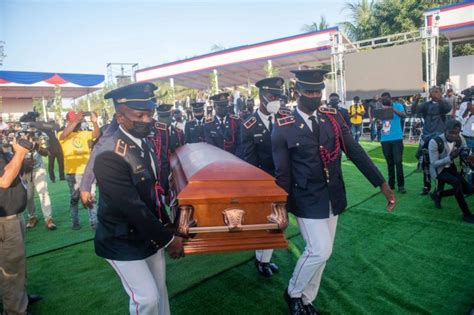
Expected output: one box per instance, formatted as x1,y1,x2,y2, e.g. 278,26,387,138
421,135,444,165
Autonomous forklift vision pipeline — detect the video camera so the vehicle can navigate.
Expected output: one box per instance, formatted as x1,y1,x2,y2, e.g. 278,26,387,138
1,124,49,152
1,112,52,153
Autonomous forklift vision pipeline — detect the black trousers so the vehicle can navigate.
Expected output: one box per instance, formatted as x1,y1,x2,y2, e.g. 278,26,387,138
436,164,472,217
48,149,65,181
381,139,405,188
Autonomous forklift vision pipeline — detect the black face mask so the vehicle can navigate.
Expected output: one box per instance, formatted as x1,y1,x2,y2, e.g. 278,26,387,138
328,99,339,107
194,114,204,120
381,99,391,106
216,108,228,118
129,121,152,138
299,95,322,112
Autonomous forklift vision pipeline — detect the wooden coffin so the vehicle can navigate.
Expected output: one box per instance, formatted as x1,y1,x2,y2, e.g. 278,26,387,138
169,143,288,254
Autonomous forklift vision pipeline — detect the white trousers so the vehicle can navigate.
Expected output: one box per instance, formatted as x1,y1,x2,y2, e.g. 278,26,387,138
288,214,338,305
22,166,52,222
255,249,273,263
107,250,170,315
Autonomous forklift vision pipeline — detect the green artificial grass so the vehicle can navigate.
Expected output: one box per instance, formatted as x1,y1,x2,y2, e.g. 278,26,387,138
9,141,474,314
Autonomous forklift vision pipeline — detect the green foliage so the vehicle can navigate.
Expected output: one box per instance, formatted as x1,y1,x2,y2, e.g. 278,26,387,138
263,62,280,78
453,40,474,57
74,87,113,120
49,85,63,122
301,16,330,32
209,71,219,95
32,98,44,118
155,81,199,105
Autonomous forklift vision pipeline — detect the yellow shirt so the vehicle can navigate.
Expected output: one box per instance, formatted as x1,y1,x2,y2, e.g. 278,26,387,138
349,104,365,125
58,131,94,174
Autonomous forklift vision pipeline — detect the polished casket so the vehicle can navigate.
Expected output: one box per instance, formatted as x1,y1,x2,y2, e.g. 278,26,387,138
169,143,289,254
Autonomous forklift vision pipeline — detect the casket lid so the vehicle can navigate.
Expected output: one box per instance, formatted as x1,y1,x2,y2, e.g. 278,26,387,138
170,143,287,202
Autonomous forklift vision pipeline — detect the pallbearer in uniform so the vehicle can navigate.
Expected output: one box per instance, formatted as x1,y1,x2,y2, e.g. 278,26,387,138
204,92,241,155
239,77,285,277
149,104,184,196
94,82,184,315
184,102,206,144
272,70,396,315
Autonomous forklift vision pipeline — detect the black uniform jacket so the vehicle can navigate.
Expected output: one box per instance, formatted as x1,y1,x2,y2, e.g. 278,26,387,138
149,121,184,194
184,118,205,144
93,128,173,261
271,108,385,219
238,111,275,176
204,115,241,155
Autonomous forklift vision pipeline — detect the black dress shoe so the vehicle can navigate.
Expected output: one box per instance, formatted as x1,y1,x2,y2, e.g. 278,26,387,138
255,260,273,277
430,192,441,209
284,288,308,315
420,188,430,195
268,261,279,273
28,294,43,305
304,303,321,315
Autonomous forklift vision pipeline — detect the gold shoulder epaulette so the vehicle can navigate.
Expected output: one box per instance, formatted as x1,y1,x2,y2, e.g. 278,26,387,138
205,117,214,124
114,139,128,157
154,121,167,130
318,106,337,115
276,115,295,127
243,116,257,129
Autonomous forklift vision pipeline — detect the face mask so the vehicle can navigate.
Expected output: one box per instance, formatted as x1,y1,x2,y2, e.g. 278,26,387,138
266,101,280,114
381,99,391,106
129,121,152,138
299,95,321,112
216,108,227,118
80,122,89,130
328,99,339,107
194,114,204,120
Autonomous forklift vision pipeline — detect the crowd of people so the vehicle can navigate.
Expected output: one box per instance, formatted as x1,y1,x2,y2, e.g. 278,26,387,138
0,74,473,314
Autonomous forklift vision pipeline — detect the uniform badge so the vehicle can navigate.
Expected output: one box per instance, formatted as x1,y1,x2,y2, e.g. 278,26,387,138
154,121,167,131
114,139,128,157
318,106,337,115
276,115,295,127
243,116,257,129
300,123,305,129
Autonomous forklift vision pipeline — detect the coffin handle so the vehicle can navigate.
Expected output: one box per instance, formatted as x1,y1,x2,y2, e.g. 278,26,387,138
175,205,197,238
267,202,289,230
222,208,245,232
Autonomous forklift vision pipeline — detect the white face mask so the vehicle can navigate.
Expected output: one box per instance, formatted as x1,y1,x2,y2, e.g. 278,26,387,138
266,100,280,114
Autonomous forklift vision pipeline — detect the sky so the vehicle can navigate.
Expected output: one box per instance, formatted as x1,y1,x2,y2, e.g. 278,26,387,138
1,0,350,75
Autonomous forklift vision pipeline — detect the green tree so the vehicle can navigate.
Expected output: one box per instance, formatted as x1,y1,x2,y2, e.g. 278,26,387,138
263,61,280,78
209,71,219,95
32,98,45,119
74,87,113,119
302,16,330,32
50,85,63,122
341,0,376,41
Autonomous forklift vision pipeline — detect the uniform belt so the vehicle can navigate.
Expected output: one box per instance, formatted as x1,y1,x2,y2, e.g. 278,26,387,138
0,214,21,221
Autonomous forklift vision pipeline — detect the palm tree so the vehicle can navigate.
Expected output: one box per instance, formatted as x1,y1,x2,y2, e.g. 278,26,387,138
340,0,376,41
301,16,330,32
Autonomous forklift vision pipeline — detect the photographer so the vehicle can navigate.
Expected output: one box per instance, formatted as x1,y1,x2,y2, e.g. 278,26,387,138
0,137,37,314
429,120,474,224
413,86,452,195
19,113,56,230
